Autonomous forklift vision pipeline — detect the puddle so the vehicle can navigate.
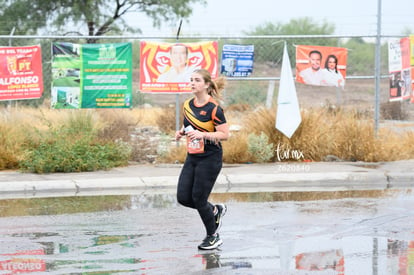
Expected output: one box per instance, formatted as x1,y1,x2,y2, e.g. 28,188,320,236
0,189,411,217
0,191,413,274
353,163,381,169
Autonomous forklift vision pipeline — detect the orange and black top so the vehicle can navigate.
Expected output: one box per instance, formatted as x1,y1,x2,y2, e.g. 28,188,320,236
183,96,226,155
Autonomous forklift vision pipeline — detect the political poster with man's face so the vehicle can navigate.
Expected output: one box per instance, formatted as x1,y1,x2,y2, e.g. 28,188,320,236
296,45,347,89
139,41,218,93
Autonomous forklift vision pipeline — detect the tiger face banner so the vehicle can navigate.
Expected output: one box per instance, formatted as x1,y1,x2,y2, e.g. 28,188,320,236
296,45,347,89
139,41,218,93
0,45,43,101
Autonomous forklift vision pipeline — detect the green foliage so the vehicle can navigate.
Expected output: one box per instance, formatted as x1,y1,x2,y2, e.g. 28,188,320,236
20,137,130,173
401,26,414,36
0,1,47,35
133,91,152,106
226,82,267,107
247,132,274,163
341,38,388,75
342,38,375,75
244,17,337,64
0,0,206,39
248,17,335,36
20,111,131,173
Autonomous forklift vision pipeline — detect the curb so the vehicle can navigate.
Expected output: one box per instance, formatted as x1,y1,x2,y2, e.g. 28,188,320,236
2,170,413,200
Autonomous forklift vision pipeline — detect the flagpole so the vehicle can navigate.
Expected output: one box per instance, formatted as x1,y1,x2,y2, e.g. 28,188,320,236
175,20,183,146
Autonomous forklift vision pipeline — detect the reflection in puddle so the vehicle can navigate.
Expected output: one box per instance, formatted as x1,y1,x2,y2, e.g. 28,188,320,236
1,237,412,274
0,189,411,217
198,252,253,270
296,249,344,273
352,164,380,169
211,189,412,203
387,239,414,274
0,191,413,274
0,194,177,217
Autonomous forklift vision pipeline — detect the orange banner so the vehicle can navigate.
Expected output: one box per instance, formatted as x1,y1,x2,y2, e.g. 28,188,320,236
296,45,347,89
0,249,46,273
139,41,218,93
0,45,43,100
388,38,412,102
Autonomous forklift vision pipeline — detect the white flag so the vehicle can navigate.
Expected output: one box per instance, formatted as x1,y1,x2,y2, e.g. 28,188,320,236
275,44,301,138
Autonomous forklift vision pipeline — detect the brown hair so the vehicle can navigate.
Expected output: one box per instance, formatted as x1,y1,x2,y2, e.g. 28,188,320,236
193,68,226,100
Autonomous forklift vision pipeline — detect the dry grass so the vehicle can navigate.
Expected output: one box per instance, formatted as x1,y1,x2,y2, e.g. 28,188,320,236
222,106,414,162
1,105,413,170
155,106,180,135
160,143,187,163
223,132,250,163
0,106,162,169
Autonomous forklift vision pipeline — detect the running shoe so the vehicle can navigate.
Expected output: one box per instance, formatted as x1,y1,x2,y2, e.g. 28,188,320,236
198,234,223,250
214,203,227,234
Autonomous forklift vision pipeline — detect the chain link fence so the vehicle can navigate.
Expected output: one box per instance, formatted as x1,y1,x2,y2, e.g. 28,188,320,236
0,34,410,120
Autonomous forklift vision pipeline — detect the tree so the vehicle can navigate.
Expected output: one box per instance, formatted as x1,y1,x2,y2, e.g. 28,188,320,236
342,37,388,76
244,17,337,66
0,0,206,42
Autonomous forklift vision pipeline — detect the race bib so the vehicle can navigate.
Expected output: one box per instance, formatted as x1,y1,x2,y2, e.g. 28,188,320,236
186,136,205,154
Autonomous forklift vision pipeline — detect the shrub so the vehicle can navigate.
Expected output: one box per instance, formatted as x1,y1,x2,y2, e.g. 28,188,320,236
20,137,130,173
20,111,131,173
247,132,274,163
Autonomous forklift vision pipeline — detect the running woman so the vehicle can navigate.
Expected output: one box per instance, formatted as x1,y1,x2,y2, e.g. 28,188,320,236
175,69,229,250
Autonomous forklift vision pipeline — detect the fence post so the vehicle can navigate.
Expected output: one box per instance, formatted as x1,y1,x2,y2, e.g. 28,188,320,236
374,0,382,135
7,27,15,110
266,80,275,109
336,86,342,106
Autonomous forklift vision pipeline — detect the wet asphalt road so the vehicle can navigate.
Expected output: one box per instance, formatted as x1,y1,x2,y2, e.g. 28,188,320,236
0,191,413,274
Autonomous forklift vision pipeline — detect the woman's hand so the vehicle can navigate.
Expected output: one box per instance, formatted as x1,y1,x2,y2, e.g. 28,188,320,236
186,130,204,141
175,130,185,141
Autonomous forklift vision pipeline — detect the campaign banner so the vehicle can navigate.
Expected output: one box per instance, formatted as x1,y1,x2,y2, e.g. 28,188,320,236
0,249,46,273
0,45,43,101
408,35,414,103
410,35,414,66
139,41,218,93
388,38,412,101
220,44,254,77
296,45,347,89
296,249,344,274
51,42,132,109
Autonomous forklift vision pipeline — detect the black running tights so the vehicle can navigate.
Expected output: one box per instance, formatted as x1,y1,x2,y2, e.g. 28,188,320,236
177,151,223,236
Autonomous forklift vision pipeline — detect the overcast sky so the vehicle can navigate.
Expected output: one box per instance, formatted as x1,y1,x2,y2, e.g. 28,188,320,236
130,0,414,36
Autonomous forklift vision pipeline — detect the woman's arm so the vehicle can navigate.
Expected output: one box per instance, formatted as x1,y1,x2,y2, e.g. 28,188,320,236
205,123,229,141
186,123,229,142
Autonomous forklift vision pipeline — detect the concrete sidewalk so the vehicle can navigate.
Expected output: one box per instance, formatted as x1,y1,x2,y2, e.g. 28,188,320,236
0,160,413,199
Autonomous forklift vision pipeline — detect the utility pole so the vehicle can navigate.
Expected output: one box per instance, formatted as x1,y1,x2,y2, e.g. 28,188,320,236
374,0,382,135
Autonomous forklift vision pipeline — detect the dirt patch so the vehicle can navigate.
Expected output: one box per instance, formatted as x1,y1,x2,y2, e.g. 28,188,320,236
135,72,414,121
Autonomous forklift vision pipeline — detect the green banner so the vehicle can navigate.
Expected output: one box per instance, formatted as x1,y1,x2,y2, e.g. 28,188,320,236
51,42,132,109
